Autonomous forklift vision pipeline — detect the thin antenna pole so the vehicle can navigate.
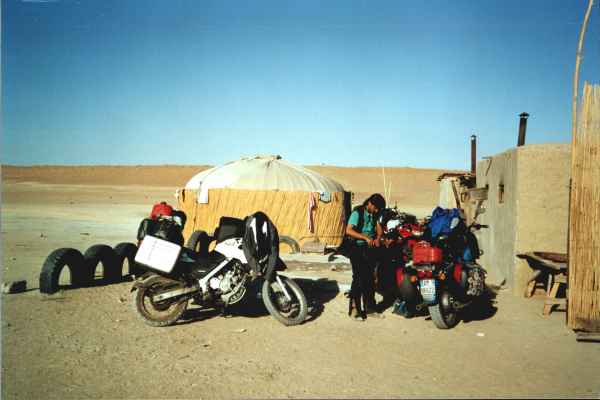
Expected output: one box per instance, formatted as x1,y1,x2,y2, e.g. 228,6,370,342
572,0,594,145
382,165,387,201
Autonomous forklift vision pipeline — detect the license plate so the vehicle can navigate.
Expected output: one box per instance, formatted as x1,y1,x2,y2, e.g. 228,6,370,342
419,279,436,302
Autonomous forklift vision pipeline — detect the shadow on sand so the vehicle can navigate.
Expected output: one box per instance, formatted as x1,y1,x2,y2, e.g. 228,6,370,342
460,285,499,323
376,284,499,324
176,277,340,326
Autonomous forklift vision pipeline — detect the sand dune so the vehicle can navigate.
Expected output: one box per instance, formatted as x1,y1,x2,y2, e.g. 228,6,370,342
2,164,461,213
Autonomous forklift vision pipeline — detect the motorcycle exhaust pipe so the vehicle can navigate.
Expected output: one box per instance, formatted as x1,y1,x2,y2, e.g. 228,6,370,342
153,286,199,302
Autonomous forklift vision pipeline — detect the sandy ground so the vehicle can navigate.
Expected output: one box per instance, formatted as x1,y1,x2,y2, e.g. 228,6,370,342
2,166,600,399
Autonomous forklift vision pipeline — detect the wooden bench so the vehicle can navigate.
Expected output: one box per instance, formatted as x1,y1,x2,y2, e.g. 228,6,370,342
517,252,568,316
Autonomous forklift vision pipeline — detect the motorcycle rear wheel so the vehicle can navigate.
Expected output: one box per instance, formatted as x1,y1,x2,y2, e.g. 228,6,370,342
133,275,188,327
262,275,308,326
428,290,459,329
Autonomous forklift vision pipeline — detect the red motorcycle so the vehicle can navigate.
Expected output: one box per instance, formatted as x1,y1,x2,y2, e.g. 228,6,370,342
396,213,487,329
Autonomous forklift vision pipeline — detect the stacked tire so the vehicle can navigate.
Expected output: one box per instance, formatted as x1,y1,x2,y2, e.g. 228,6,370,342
114,242,144,277
39,242,140,294
185,230,211,256
83,244,120,284
39,248,88,294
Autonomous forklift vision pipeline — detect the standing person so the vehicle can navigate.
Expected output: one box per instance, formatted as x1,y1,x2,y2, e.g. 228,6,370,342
346,193,386,320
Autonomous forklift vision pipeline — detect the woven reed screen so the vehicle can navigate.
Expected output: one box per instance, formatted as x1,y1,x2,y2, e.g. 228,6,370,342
177,188,347,248
568,83,600,331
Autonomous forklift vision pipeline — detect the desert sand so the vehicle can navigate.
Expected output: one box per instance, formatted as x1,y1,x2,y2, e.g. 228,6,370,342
1,165,599,399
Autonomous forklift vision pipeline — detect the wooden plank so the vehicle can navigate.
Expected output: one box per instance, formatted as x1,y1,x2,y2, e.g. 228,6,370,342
467,187,488,201
301,240,326,254
576,332,600,342
519,252,567,271
555,274,567,284
451,180,461,208
545,298,566,306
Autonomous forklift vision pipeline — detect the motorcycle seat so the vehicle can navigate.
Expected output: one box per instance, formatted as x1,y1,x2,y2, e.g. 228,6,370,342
195,250,226,268
181,249,227,275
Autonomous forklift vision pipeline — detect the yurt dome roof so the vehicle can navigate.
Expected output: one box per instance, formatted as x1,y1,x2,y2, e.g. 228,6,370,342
185,155,345,193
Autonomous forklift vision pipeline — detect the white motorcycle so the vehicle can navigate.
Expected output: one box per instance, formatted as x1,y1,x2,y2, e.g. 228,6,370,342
131,212,308,327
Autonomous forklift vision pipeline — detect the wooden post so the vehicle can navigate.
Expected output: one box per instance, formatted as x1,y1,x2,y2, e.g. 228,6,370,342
571,0,594,145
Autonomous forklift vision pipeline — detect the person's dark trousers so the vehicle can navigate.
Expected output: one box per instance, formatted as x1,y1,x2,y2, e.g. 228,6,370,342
349,245,377,315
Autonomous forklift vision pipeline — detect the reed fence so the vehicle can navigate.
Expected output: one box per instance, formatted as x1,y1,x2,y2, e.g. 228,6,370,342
568,82,600,331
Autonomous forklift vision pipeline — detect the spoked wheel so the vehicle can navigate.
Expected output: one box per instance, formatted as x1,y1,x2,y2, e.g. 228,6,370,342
262,275,308,326
133,275,188,327
428,290,459,329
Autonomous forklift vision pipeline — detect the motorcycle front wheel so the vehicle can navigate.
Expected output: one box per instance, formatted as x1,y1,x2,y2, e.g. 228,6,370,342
133,275,188,327
428,289,459,329
262,275,308,326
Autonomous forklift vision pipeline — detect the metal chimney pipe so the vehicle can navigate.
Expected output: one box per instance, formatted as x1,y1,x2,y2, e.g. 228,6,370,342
470,134,477,174
517,112,529,146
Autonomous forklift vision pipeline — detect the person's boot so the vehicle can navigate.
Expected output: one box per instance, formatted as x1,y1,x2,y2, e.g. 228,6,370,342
351,297,366,321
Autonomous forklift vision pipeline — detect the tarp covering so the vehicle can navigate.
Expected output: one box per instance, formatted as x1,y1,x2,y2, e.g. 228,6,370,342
439,177,460,209
185,155,344,203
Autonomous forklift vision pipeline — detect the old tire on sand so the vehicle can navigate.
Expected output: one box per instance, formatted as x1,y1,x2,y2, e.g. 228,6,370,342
279,236,300,254
84,244,120,284
114,242,144,277
185,230,211,257
39,248,88,294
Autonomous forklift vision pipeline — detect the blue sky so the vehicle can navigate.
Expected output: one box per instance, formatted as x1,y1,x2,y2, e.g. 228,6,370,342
2,0,599,169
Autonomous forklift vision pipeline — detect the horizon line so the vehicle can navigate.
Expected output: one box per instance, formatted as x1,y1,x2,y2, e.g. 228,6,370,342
0,163,467,172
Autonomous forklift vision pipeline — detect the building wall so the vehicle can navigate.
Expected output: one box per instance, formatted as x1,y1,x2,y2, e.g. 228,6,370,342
513,144,571,295
475,143,570,295
475,149,519,288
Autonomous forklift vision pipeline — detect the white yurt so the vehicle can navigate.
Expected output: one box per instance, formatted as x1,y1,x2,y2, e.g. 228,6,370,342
176,155,350,248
